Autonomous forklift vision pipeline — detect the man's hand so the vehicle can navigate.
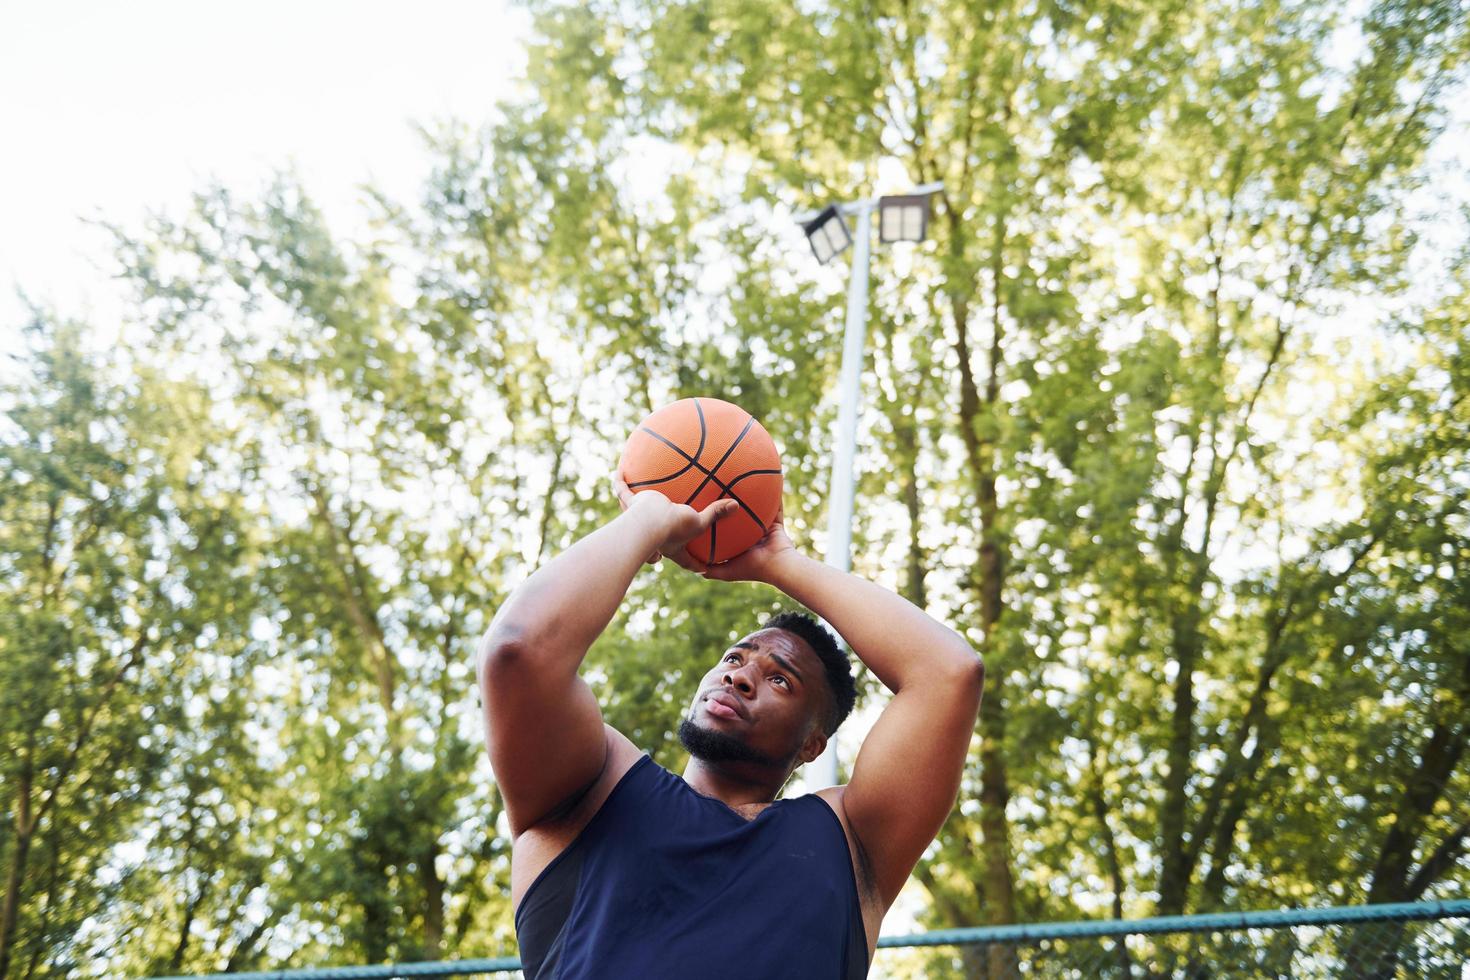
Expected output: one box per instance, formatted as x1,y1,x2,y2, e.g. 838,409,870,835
701,503,796,584
612,475,738,567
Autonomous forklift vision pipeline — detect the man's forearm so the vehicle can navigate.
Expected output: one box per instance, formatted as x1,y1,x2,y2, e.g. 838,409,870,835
766,552,980,692
480,506,665,671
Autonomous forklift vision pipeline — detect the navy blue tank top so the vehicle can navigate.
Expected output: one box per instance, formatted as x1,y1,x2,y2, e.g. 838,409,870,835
513,754,870,979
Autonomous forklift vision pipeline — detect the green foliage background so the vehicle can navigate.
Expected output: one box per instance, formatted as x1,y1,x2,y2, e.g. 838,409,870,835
1,0,1467,975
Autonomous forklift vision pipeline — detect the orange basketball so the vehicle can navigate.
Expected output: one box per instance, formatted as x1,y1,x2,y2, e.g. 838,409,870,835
618,397,783,564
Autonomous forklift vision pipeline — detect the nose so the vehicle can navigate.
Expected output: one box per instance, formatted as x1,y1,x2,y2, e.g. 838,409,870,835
722,664,755,696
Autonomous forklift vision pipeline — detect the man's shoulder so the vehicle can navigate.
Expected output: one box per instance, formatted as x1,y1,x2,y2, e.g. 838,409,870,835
810,783,847,816
602,724,646,771
515,726,644,839
805,785,871,873
806,784,888,929
587,725,647,807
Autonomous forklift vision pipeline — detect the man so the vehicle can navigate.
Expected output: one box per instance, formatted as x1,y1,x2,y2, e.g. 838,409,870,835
477,476,984,978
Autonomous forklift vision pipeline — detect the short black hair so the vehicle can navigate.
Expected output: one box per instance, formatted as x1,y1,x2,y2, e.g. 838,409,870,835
760,610,857,737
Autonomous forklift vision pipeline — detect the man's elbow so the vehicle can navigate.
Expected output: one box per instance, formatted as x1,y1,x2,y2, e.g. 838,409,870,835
476,624,531,681
948,647,985,696
939,626,983,677
959,650,985,684
904,644,983,697
936,629,982,672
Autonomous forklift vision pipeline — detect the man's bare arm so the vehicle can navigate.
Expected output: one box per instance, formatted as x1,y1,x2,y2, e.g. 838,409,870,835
478,490,733,837
481,500,664,663
764,550,984,905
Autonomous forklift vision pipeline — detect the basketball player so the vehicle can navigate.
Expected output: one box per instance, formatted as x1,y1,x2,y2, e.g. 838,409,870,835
477,477,984,978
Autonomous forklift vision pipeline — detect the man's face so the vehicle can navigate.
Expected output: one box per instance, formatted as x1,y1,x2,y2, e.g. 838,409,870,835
678,628,828,772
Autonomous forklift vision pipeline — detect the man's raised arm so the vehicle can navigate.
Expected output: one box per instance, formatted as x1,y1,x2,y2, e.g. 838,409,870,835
703,514,983,906
477,489,735,837
767,550,983,904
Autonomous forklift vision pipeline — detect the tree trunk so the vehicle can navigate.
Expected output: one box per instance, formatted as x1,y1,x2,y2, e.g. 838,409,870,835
876,319,929,613
0,766,35,980
421,837,445,959
1157,585,1206,916
168,811,205,971
1337,690,1467,978
1364,720,1466,905
535,381,582,563
898,468,981,976
912,863,988,978
901,461,927,612
168,879,208,971
0,831,33,980
1088,744,1134,979
224,907,282,972
19,833,62,980
952,204,1019,977
310,483,404,757
360,855,393,964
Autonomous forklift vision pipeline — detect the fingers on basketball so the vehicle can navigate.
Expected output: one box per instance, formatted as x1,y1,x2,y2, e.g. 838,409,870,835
671,548,706,573
616,398,783,565
707,499,738,527
612,474,635,511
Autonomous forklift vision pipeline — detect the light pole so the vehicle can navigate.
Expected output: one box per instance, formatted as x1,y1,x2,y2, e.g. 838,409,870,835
797,182,942,787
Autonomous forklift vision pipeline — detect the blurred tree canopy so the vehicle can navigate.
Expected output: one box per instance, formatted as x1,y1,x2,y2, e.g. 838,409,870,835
1,0,1467,976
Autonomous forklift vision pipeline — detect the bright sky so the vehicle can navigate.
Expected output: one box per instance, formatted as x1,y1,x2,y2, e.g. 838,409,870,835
0,0,530,336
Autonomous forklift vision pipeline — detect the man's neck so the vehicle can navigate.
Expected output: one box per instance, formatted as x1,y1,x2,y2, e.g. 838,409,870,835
681,756,788,808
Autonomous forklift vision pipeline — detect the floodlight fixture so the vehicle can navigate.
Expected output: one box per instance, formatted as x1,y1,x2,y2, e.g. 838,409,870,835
877,193,931,243
802,205,852,265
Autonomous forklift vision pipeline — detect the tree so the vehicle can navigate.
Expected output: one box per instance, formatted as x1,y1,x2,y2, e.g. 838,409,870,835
0,313,253,978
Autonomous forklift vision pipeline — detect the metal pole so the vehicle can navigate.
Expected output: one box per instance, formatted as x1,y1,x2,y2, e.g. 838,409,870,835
810,202,872,788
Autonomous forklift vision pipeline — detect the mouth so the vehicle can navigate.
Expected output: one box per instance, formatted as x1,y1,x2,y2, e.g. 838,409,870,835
703,692,745,720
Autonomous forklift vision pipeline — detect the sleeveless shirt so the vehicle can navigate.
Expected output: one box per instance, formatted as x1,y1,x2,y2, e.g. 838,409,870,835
513,754,870,979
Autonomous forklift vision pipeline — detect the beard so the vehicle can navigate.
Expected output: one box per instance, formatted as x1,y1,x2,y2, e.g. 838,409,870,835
677,715,796,770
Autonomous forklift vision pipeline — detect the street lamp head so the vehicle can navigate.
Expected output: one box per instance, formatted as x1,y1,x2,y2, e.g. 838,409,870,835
803,205,853,264
877,193,931,243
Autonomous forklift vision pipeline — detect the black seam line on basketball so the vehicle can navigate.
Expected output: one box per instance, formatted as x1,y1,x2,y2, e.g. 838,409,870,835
703,403,743,560
723,469,782,488
631,425,719,487
627,403,709,488
682,416,755,506
626,454,695,488
723,469,783,531
625,429,701,485
631,427,766,529
719,487,765,531
707,486,764,532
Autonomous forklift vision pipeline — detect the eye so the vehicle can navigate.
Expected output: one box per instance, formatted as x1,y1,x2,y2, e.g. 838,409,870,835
721,653,789,689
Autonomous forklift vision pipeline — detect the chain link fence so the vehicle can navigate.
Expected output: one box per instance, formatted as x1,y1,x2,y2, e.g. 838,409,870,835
873,900,1469,979
148,900,1468,979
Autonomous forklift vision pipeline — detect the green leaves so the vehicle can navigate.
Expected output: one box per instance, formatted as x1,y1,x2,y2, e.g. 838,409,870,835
4,0,1467,972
